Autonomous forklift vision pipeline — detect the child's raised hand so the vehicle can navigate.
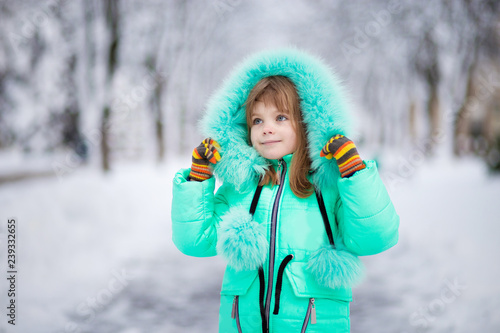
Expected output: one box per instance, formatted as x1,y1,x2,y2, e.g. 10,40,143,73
189,138,221,182
320,135,365,178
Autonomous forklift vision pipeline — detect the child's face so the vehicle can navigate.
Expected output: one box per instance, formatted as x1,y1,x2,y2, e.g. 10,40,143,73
250,101,298,160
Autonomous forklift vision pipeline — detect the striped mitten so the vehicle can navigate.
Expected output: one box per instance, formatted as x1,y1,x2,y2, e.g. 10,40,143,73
320,135,366,178
189,138,221,182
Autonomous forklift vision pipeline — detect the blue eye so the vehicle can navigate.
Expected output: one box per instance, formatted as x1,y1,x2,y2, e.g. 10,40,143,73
253,118,262,125
277,115,288,121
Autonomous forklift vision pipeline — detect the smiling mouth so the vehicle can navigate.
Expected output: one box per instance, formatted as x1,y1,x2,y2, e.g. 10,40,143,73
262,140,281,145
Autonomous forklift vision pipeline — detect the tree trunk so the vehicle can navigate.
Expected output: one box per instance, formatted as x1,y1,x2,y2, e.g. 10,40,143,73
453,60,478,156
154,77,165,162
409,100,418,145
101,0,120,172
101,106,111,171
428,83,440,140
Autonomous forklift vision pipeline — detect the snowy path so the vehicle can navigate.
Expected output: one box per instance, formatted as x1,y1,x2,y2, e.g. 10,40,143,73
0,156,499,332
351,157,500,333
66,255,225,333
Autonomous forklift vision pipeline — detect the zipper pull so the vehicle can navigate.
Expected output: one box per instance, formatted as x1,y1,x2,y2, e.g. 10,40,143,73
310,298,317,324
277,159,283,183
231,296,237,319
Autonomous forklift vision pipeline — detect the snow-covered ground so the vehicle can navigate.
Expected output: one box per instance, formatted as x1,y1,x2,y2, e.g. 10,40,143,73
352,156,500,333
0,153,499,333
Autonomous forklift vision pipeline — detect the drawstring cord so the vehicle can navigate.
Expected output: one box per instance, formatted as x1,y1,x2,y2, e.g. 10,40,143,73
272,254,294,315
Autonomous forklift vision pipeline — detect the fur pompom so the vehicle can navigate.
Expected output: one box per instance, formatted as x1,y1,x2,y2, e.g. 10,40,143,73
217,207,268,271
307,245,364,289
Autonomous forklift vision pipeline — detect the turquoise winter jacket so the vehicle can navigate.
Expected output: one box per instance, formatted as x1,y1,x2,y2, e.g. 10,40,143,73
171,49,399,332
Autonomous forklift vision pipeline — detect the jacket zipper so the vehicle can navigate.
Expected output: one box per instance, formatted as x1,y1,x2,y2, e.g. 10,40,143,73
264,158,287,332
300,298,317,333
232,295,243,333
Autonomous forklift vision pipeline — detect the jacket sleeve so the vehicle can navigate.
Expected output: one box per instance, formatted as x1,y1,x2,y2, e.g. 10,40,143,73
171,168,229,257
335,160,399,256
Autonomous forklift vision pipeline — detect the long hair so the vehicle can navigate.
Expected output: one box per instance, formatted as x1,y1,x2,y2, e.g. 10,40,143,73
245,76,313,198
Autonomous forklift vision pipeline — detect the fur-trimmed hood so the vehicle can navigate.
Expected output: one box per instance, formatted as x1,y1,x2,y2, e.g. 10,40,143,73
201,48,353,192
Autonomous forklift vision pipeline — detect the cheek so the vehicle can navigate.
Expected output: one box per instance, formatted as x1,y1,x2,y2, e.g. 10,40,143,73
291,133,298,150
250,129,257,146
288,127,298,145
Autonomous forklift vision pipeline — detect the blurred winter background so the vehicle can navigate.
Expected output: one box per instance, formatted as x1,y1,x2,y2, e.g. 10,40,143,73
0,0,499,332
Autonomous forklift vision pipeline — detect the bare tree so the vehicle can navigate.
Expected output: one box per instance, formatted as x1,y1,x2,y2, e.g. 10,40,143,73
452,0,500,156
101,0,120,171
143,1,186,162
412,29,441,153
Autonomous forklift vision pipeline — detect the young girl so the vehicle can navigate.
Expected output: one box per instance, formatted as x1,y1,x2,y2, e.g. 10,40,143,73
172,49,399,332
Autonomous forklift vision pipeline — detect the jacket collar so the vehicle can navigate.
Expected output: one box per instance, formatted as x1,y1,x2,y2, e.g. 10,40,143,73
269,153,293,167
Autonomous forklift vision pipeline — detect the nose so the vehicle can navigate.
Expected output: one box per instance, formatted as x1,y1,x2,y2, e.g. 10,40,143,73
263,124,274,135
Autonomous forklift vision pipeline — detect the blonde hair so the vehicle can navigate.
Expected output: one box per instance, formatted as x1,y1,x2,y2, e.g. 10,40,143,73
245,76,313,198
